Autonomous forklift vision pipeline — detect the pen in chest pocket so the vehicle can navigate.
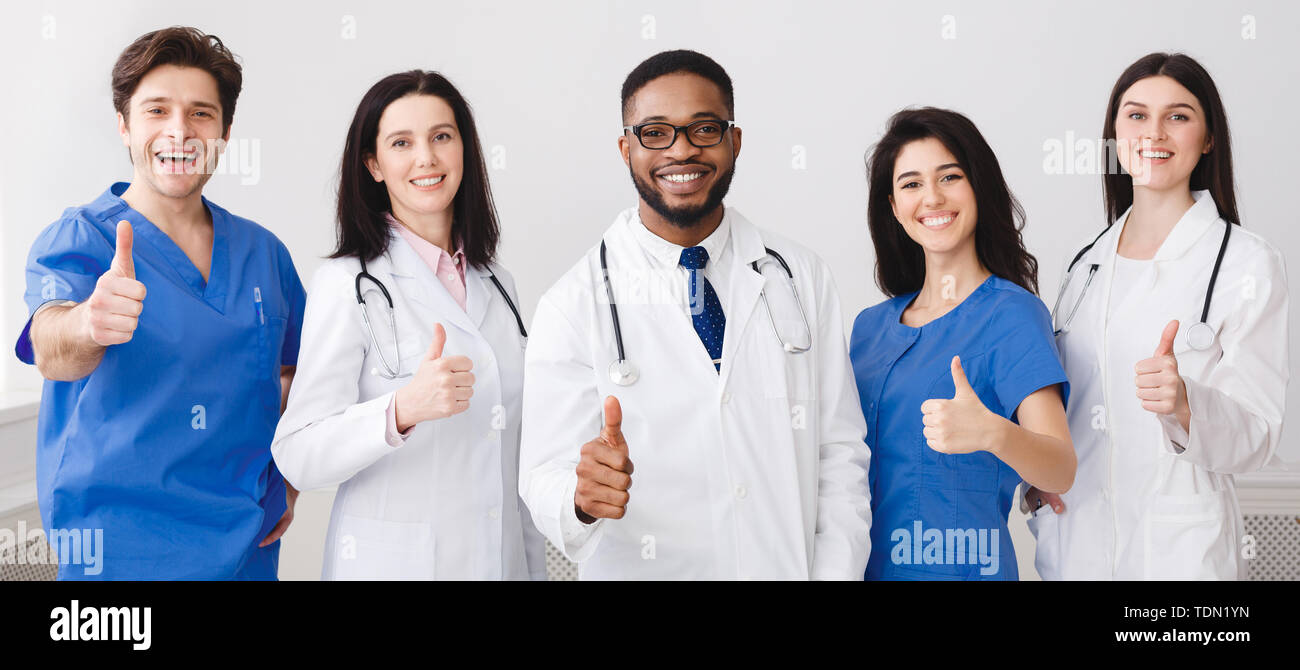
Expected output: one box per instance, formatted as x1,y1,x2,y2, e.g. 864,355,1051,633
254,286,265,325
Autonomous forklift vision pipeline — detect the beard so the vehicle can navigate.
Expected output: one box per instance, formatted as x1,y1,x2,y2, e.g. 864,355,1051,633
630,160,736,229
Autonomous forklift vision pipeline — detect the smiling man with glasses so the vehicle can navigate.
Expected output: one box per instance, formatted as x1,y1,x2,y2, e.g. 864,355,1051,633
518,50,872,580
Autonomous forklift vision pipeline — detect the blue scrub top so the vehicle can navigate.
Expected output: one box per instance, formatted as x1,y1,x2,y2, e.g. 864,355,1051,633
15,182,306,580
850,275,1068,580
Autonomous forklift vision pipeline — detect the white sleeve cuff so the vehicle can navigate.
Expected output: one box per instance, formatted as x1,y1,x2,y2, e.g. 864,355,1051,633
558,476,603,556
384,393,413,447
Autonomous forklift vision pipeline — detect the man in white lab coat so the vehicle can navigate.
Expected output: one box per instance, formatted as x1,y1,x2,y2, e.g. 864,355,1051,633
518,50,871,579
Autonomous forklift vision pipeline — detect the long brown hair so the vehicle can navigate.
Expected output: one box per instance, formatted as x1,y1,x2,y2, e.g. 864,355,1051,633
333,71,501,268
865,107,1039,297
1101,53,1240,226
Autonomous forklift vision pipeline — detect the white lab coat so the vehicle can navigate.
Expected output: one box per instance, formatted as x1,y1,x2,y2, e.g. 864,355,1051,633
272,227,546,580
518,207,871,580
1029,190,1289,580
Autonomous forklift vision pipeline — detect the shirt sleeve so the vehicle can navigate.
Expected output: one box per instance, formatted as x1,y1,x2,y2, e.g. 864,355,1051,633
270,262,400,491
517,290,607,563
1156,244,1288,473
384,394,412,447
277,241,307,367
15,215,113,365
808,259,872,581
989,293,1071,419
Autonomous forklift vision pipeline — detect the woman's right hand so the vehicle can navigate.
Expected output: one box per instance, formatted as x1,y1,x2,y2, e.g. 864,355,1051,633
1024,486,1065,515
394,323,474,431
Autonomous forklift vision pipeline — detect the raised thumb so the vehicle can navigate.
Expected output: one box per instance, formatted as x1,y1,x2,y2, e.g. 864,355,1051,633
950,355,974,398
112,220,134,278
602,395,625,447
425,323,446,360
1154,320,1179,357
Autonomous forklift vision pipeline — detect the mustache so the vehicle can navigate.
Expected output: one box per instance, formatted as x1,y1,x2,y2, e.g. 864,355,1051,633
652,160,713,175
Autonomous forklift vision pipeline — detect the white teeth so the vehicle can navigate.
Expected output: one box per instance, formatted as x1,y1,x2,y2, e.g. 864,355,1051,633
662,172,703,183
921,215,954,227
1140,151,1172,159
157,151,195,160
411,176,444,186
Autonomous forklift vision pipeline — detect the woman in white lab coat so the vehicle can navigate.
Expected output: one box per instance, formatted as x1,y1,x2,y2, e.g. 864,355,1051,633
272,71,546,580
1025,53,1289,580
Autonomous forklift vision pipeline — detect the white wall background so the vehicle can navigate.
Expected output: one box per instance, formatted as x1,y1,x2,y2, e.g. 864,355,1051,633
2,0,1297,578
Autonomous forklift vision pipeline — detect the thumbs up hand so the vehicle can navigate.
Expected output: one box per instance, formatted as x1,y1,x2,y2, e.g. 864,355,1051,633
575,395,634,524
921,356,998,455
1135,320,1190,426
394,323,475,431
81,220,147,347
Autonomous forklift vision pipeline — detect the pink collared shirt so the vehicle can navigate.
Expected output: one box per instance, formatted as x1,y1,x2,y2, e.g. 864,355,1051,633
386,212,468,310
383,212,469,446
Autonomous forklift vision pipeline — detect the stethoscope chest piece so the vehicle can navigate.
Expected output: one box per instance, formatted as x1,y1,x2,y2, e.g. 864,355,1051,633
609,359,639,386
1186,321,1215,351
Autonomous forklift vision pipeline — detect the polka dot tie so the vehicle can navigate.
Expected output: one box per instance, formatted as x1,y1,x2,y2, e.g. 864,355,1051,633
679,246,725,372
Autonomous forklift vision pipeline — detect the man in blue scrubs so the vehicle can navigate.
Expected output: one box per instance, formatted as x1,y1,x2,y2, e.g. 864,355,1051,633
14,27,305,579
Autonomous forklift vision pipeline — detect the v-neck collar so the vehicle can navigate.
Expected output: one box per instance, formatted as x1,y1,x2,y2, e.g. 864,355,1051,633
106,182,229,313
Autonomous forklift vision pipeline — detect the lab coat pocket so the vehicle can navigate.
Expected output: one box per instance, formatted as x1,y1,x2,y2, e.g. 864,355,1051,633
332,515,435,580
1026,504,1062,581
1143,490,1236,580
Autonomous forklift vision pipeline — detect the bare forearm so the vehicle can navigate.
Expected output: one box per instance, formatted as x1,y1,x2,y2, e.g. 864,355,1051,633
988,418,1076,494
279,365,295,415
30,305,106,381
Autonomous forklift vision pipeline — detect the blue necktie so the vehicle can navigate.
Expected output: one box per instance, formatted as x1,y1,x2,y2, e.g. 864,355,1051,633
679,246,726,372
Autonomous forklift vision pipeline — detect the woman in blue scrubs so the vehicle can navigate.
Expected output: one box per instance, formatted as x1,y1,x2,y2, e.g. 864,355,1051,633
851,108,1075,580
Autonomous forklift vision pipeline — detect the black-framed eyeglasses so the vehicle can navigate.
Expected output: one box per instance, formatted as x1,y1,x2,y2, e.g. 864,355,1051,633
623,119,736,150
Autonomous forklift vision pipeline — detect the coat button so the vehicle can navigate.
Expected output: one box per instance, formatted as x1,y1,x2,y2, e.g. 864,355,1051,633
488,507,500,520
721,393,732,404
734,485,747,499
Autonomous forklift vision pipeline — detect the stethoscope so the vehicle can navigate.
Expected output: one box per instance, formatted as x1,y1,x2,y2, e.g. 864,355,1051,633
1051,219,1232,351
355,256,528,379
598,239,812,386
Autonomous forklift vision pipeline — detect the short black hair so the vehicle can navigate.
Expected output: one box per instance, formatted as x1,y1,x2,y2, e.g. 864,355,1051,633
620,49,734,122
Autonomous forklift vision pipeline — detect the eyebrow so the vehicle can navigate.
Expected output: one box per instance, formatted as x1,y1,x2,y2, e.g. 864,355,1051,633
1121,101,1197,112
383,123,456,142
137,96,220,112
895,163,963,182
635,112,729,125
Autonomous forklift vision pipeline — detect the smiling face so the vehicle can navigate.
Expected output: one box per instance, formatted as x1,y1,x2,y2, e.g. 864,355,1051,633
118,64,227,200
365,93,464,222
619,72,741,228
1113,75,1212,192
890,137,978,257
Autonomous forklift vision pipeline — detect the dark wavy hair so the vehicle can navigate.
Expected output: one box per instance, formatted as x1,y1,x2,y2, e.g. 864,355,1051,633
1101,52,1239,226
865,107,1039,297
333,70,500,268
112,26,242,136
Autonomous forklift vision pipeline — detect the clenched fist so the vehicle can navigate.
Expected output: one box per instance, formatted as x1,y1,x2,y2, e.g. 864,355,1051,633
575,395,633,523
921,355,998,455
1135,320,1190,431
81,220,146,347
394,323,475,431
